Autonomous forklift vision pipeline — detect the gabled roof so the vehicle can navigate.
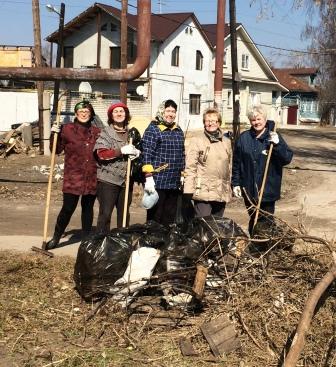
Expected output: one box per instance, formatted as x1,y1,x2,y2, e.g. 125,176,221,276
201,23,239,47
46,3,213,49
272,68,318,93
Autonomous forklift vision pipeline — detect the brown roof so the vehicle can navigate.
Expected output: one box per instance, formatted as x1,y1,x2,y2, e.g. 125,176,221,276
274,67,318,76
46,3,213,48
201,23,236,47
272,68,317,93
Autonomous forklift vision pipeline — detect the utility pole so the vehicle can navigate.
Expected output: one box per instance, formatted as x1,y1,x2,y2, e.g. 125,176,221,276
214,0,226,114
229,0,240,141
32,0,44,153
120,0,128,104
51,3,65,120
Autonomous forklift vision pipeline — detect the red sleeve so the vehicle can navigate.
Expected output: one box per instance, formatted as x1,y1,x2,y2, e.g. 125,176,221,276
96,148,122,160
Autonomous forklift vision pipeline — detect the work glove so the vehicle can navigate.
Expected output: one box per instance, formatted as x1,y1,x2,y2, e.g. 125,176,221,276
233,186,242,198
121,144,141,160
51,124,61,134
144,175,156,194
269,132,279,145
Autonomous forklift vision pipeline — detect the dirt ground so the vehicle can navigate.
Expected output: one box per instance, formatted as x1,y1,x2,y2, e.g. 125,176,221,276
1,126,336,241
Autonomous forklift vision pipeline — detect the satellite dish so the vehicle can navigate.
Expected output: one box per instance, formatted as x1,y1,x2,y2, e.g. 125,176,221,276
136,85,145,96
79,82,92,94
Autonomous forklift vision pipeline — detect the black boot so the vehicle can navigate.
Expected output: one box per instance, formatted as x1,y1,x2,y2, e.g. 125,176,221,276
45,236,61,250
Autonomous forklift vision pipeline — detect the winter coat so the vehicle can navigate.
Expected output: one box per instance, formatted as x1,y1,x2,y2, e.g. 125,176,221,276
184,129,232,203
232,120,293,202
53,121,100,195
141,121,185,190
94,125,128,186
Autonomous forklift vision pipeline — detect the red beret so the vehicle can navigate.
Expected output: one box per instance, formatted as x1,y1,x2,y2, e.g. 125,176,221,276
107,102,129,119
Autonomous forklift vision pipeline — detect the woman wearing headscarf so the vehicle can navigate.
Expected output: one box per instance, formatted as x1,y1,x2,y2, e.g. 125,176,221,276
184,108,232,218
94,102,140,232
46,101,101,250
141,99,185,226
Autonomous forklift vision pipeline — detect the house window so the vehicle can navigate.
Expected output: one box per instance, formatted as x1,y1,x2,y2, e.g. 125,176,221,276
110,23,117,32
110,46,121,69
189,94,201,115
63,46,74,68
171,46,180,67
227,90,232,107
241,53,249,70
223,47,228,67
249,91,261,107
127,42,137,64
196,50,203,71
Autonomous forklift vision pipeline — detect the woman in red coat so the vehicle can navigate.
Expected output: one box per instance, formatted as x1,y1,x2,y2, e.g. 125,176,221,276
46,101,101,250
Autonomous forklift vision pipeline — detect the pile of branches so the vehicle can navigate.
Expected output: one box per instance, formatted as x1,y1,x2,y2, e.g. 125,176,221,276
77,214,336,366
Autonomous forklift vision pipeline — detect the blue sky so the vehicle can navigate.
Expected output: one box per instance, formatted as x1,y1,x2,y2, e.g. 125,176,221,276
0,0,311,66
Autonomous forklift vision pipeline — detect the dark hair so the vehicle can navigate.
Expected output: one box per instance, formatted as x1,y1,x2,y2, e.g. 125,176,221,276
164,99,177,111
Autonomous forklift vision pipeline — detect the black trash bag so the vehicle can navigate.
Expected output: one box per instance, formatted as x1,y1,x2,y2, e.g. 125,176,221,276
74,222,169,302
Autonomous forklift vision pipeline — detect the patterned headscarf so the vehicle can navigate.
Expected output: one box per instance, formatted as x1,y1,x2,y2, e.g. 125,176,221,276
155,101,167,125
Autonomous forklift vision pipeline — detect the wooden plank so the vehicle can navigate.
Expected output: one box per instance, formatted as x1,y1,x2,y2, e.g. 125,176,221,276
179,337,198,356
200,314,240,357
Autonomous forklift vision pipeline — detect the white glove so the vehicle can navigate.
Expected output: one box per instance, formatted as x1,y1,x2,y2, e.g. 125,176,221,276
144,176,156,194
121,144,140,160
269,132,279,145
233,186,242,198
51,124,61,134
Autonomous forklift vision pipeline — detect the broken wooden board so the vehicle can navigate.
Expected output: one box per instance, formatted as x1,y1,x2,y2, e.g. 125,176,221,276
179,337,198,356
200,314,240,356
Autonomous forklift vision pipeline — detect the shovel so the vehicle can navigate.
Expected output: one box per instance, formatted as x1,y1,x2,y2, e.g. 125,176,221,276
252,124,277,233
32,99,63,257
122,137,133,228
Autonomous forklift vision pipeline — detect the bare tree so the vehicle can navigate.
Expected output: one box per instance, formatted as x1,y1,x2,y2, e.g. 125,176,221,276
250,0,336,125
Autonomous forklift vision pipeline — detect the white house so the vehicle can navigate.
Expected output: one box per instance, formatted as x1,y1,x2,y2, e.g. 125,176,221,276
46,3,288,131
202,23,288,125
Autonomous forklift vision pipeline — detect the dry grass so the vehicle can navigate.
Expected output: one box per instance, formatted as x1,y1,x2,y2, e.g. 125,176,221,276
0,225,336,367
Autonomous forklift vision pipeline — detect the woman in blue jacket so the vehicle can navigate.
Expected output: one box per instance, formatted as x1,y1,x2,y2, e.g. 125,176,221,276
232,105,293,235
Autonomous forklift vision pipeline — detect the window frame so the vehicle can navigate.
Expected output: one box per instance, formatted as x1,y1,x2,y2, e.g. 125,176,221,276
241,53,250,70
227,90,232,108
110,46,121,69
63,46,74,68
171,45,180,67
195,50,203,71
189,94,201,115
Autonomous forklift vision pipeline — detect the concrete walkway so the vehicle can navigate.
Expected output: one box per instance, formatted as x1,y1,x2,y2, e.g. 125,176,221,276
0,235,80,258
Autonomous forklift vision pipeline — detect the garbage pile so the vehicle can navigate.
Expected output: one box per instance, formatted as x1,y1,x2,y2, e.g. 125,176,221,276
0,123,34,158
73,216,336,364
74,217,249,306
33,163,64,181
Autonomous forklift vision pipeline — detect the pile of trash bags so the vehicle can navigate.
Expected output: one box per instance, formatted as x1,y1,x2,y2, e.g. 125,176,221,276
74,217,249,305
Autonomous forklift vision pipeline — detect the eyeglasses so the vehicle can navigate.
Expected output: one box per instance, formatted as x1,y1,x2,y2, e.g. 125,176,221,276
77,109,91,114
205,120,219,124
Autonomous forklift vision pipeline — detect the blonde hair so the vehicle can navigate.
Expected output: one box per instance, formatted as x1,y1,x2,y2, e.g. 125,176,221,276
247,105,267,121
203,108,223,126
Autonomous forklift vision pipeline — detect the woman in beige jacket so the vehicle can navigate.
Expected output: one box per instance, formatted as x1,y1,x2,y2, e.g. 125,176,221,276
184,108,232,218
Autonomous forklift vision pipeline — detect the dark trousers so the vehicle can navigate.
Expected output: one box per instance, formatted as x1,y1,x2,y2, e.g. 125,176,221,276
243,195,275,235
53,192,96,239
194,200,226,218
96,181,132,232
147,189,179,226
